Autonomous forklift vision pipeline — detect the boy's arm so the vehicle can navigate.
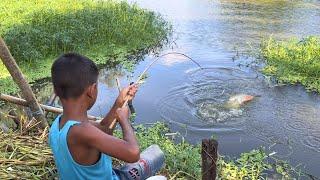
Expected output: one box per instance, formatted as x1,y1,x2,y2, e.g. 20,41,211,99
91,84,137,135
80,107,140,163
90,103,119,135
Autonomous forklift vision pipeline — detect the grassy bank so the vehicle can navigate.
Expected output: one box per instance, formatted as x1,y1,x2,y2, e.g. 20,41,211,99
0,119,301,179
0,0,170,94
261,36,320,92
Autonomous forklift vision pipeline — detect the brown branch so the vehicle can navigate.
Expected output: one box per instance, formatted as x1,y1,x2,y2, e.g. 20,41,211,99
0,93,100,121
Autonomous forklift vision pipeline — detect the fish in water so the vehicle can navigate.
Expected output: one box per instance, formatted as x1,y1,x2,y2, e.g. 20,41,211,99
225,94,255,108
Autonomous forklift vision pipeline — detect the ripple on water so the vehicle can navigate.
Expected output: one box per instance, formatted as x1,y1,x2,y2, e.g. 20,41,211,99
282,105,313,134
158,67,320,154
157,67,261,131
301,134,320,153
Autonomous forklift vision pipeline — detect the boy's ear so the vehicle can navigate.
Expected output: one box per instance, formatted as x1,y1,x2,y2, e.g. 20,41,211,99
87,83,97,99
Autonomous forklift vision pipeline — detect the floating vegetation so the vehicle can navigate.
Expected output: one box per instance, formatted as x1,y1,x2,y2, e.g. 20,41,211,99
261,36,320,92
0,0,171,94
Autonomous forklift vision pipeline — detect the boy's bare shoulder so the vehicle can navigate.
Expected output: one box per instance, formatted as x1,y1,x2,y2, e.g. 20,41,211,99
68,121,102,142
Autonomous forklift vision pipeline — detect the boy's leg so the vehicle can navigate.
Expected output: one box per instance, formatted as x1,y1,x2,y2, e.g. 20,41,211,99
114,145,165,180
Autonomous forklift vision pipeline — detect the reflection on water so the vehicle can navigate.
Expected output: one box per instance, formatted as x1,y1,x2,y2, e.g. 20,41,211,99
98,67,126,88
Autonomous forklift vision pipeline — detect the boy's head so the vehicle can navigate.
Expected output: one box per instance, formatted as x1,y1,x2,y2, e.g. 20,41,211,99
51,53,99,109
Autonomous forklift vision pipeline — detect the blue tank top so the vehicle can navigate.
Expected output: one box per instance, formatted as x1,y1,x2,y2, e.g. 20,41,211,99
49,115,119,180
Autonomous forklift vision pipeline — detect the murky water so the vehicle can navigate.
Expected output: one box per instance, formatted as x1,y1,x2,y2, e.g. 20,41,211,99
79,0,320,176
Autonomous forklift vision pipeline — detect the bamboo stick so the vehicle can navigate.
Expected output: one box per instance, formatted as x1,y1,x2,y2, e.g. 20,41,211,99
109,78,126,129
0,38,48,128
0,94,100,121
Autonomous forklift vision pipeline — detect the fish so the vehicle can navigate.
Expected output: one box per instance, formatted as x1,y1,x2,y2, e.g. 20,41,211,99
224,94,255,108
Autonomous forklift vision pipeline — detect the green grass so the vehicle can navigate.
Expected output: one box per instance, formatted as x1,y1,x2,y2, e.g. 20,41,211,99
261,36,320,92
0,0,171,94
119,122,299,179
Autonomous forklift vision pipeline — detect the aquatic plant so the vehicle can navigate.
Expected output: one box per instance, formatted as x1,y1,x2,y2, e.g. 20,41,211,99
261,36,320,92
0,0,171,94
218,149,271,179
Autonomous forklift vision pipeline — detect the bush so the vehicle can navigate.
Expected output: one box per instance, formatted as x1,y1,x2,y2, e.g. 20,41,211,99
261,36,320,92
0,0,171,94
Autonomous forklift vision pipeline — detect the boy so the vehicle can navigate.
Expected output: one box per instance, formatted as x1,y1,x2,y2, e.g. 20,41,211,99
49,53,163,180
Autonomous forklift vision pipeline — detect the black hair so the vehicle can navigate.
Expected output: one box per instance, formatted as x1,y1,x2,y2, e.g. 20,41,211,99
51,53,99,99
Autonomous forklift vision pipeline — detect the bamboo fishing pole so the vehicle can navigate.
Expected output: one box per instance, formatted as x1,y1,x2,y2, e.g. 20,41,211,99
108,52,202,129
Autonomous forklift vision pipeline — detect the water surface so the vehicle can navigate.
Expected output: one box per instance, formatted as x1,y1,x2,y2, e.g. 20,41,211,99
89,0,320,176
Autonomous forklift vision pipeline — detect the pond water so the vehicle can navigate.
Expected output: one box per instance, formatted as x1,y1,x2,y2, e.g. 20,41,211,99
89,0,320,176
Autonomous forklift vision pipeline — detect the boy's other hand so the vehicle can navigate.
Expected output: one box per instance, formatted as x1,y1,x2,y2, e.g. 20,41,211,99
115,84,138,106
116,106,130,124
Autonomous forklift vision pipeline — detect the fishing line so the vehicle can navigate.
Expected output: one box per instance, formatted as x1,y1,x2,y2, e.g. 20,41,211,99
109,52,203,129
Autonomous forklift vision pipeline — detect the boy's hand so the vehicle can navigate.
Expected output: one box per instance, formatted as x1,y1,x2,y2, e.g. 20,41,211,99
116,106,130,124
115,84,138,106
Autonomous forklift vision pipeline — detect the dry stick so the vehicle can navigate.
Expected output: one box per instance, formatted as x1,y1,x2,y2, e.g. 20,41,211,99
0,93,100,121
114,78,135,120
0,38,48,128
44,93,57,118
109,78,127,129
108,52,202,129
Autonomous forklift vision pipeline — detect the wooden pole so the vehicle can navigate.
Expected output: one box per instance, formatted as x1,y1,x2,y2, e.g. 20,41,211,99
45,93,57,117
0,93,100,121
0,38,48,128
202,139,218,180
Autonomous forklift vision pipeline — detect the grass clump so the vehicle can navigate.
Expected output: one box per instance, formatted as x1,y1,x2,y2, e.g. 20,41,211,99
218,149,272,179
261,36,320,92
127,123,298,179
133,123,201,179
0,131,56,179
0,0,171,94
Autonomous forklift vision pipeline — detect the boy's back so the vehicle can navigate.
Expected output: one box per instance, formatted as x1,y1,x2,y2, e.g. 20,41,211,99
49,115,118,180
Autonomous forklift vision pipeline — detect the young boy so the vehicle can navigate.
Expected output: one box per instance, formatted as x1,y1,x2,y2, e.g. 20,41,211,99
49,53,163,180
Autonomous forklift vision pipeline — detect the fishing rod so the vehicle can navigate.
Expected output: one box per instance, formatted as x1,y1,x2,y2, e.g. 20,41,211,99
109,52,203,129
